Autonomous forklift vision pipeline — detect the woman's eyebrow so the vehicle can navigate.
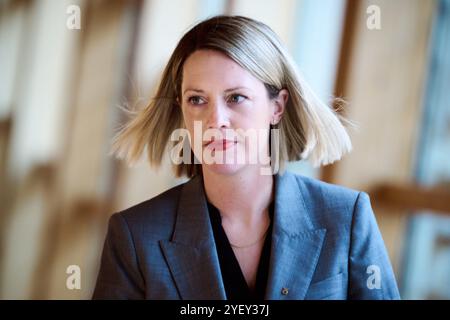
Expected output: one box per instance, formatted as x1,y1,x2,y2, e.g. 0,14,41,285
183,86,250,95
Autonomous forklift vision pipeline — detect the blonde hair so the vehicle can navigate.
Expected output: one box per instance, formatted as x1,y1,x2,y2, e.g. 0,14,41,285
112,15,352,178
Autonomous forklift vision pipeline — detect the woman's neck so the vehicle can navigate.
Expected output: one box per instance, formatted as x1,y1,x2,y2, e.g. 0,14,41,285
202,165,274,226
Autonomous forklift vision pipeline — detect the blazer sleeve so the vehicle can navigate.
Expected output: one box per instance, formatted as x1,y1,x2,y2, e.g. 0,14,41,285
348,192,401,300
92,213,145,299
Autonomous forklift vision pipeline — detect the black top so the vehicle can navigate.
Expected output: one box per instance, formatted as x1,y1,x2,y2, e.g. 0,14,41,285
207,201,274,300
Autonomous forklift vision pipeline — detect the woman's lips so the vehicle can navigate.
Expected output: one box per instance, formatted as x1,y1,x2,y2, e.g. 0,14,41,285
205,139,237,151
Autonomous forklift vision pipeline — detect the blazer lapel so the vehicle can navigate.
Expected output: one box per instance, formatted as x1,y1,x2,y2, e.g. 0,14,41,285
159,174,227,300
159,171,326,300
265,172,327,300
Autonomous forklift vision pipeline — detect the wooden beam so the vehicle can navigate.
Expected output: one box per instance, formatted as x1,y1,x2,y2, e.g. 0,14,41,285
370,182,450,214
321,0,360,183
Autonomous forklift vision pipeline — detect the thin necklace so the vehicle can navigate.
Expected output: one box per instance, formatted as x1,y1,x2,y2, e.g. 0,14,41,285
229,224,270,249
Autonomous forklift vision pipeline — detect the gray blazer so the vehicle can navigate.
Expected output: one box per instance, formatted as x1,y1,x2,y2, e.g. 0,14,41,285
92,171,400,300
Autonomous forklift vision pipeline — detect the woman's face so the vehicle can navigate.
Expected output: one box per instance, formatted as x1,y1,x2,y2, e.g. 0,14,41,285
180,49,287,176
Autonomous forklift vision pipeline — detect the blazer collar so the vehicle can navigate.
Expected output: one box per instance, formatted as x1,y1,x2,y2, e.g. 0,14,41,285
265,171,326,299
159,174,226,299
160,171,326,300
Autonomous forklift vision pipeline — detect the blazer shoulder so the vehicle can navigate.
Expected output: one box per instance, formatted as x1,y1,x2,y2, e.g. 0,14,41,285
109,178,190,238
290,171,360,202
286,171,363,227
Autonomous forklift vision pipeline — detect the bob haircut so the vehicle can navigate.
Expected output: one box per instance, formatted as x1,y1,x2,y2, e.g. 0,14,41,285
112,15,352,178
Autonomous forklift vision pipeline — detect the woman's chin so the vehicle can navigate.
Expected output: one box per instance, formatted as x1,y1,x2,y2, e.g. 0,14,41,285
202,162,245,176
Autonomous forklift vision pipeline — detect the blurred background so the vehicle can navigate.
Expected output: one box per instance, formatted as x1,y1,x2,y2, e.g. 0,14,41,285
0,0,449,299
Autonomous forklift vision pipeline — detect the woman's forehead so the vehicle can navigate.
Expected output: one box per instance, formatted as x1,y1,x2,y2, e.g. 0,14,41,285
182,50,262,92
183,50,246,78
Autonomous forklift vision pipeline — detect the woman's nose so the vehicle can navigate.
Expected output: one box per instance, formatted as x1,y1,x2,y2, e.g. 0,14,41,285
206,100,230,129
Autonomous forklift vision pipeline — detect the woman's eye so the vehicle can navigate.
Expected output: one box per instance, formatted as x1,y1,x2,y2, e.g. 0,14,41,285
187,96,206,105
187,94,246,105
228,94,246,104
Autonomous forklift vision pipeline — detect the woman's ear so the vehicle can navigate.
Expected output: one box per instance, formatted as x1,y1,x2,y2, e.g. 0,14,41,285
272,89,289,124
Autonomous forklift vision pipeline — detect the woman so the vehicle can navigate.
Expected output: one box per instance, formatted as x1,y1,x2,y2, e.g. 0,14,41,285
93,15,400,300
